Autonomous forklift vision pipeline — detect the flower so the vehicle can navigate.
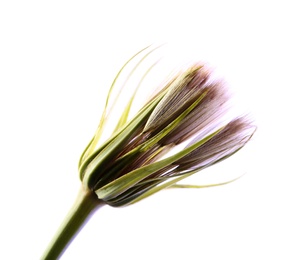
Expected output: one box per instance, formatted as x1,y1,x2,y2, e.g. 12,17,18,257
78,46,256,207
42,45,255,259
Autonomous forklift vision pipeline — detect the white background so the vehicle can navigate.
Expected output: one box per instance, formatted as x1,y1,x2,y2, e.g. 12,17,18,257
1,1,299,259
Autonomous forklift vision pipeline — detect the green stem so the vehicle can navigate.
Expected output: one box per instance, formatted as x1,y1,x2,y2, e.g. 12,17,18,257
41,186,105,260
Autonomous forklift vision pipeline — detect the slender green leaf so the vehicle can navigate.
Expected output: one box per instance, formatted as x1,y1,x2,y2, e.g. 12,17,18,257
126,171,196,205
169,175,243,189
127,171,243,206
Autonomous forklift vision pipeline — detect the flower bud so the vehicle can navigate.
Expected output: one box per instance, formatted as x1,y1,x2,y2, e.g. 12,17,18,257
78,46,255,207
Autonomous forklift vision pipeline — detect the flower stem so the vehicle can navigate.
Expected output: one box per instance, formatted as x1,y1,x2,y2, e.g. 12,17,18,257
41,186,105,260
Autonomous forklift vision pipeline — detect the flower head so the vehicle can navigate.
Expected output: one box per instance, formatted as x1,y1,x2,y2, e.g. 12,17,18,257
42,46,256,260
78,46,255,207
